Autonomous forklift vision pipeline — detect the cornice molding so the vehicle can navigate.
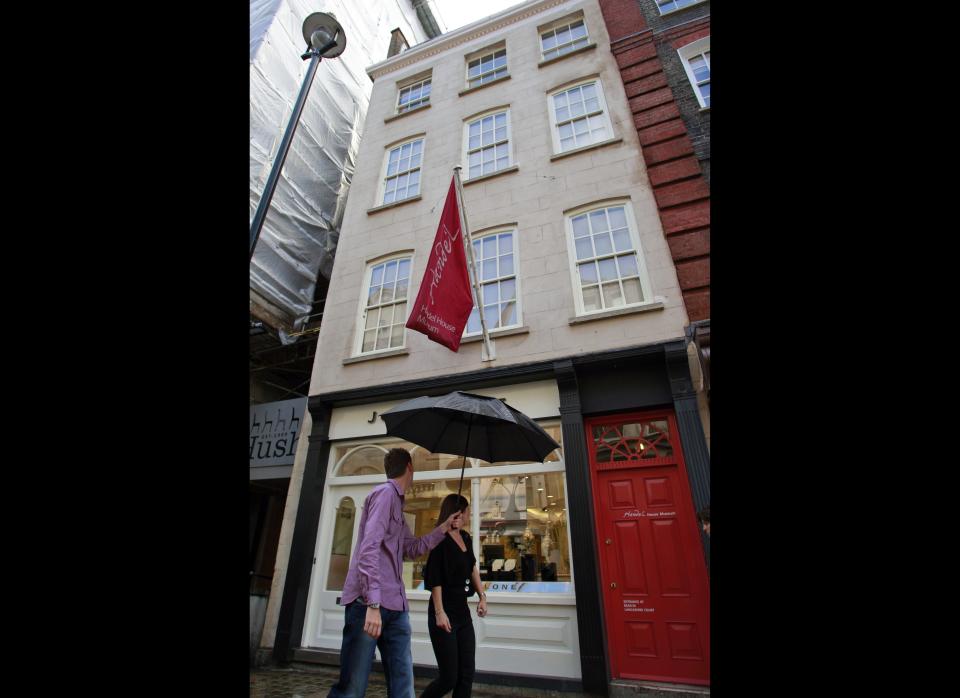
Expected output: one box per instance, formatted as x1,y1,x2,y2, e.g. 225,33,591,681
367,0,572,81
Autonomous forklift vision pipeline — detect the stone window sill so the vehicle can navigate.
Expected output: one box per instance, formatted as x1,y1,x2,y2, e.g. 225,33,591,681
384,104,431,124
343,347,409,365
568,300,665,325
462,165,519,186
699,106,710,113
460,325,530,344
458,74,512,97
367,196,422,216
538,43,597,69
550,137,622,162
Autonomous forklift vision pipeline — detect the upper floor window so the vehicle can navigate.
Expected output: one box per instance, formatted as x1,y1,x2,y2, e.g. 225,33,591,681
381,138,423,205
565,202,653,315
548,80,611,153
467,48,507,89
358,256,411,354
540,18,589,61
678,37,710,108
397,77,431,114
465,110,511,180
465,229,519,335
657,0,707,15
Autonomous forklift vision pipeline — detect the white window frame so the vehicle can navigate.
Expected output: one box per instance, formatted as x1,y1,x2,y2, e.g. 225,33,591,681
563,200,655,317
546,78,613,155
396,74,432,114
354,252,414,356
656,0,708,16
465,46,508,89
463,226,522,338
678,36,710,109
539,15,590,61
462,107,513,181
377,135,425,206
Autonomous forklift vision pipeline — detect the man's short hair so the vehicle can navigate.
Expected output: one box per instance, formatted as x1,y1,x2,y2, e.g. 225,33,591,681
696,505,710,524
384,448,412,479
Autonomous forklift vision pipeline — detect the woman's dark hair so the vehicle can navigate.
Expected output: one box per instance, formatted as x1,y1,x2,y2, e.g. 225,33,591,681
436,493,469,527
697,505,710,524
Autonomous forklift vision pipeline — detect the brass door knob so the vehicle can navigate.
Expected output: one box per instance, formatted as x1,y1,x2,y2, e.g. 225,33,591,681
610,582,617,589
605,538,612,545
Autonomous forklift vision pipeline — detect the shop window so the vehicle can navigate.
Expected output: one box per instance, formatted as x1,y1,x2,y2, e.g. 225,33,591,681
473,423,563,466
326,497,356,590
477,472,571,590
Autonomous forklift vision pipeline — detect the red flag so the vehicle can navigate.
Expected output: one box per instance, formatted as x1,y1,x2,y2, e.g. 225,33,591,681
405,177,475,351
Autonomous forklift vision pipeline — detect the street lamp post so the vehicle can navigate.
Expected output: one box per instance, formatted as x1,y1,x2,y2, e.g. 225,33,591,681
250,12,347,260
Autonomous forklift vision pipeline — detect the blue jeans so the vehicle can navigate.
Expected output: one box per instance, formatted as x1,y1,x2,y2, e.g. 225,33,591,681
328,601,415,698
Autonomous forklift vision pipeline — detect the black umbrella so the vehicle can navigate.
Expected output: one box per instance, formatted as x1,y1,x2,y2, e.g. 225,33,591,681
380,391,561,499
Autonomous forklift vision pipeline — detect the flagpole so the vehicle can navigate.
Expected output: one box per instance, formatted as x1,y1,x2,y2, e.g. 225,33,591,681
453,167,495,361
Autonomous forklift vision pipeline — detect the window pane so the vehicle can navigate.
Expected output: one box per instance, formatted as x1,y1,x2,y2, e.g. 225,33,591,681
412,140,422,155
589,209,608,232
501,301,517,327
482,282,498,305
499,233,513,255
466,308,481,334
617,253,639,277
500,254,514,276
362,329,376,352
335,445,386,476
543,33,557,50
401,478,465,590
470,164,482,179
482,235,497,260
483,259,497,280
390,323,404,346
364,308,379,330
623,278,643,304
395,276,408,299
594,231,613,256
582,285,601,311
602,281,624,308
608,207,627,229
612,229,632,252
474,473,573,593
327,497,357,591
572,215,589,238
376,327,390,350
598,257,618,281
575,237,593,260
578,261,598,284
572,21,587,39
368,285,381,306
559,123,573,140
483,304,499,329
501,277,516,300
384,261,398,283
395,302,407,321
496,143,509,159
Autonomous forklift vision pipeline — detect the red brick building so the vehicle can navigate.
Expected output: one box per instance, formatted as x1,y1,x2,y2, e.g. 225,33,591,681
597,0,710,402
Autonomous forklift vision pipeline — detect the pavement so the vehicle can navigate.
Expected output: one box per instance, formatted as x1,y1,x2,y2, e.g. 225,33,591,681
250,665,704,697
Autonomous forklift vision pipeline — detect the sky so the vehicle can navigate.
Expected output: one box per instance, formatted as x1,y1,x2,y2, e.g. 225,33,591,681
431,0,527,32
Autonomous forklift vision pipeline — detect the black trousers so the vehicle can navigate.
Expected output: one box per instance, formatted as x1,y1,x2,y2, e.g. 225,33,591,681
420,607,475,698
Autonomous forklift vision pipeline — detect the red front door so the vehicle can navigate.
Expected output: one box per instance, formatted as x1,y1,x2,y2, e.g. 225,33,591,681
587,411,710,685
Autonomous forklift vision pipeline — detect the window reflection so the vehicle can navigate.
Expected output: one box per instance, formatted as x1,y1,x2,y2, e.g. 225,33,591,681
326,497,356,590
478,471,571,588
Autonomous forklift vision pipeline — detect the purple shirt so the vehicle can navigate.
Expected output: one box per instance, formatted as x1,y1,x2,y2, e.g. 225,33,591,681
341,479,447,612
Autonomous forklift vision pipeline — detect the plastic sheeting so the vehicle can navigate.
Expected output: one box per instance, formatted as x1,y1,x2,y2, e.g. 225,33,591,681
250,0,436,338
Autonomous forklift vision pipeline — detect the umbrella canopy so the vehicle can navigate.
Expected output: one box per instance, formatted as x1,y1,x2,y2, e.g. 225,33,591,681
380,391,560,465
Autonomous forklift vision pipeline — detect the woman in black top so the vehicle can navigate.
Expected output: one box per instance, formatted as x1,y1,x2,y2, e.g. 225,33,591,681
421,494,487,698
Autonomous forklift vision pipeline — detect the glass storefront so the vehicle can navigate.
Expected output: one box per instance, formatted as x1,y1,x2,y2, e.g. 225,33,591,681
324,423,572,594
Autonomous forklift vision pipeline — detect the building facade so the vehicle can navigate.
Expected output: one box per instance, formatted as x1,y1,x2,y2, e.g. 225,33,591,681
269,0,710,691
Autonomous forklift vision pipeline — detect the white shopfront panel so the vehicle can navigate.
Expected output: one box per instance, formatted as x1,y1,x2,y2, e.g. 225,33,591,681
303,380,582,680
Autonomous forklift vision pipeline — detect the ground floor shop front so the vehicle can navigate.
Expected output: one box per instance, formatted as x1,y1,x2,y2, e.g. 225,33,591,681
273,340,710,693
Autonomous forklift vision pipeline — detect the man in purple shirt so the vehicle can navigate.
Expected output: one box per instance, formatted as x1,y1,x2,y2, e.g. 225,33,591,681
329,447,462,698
